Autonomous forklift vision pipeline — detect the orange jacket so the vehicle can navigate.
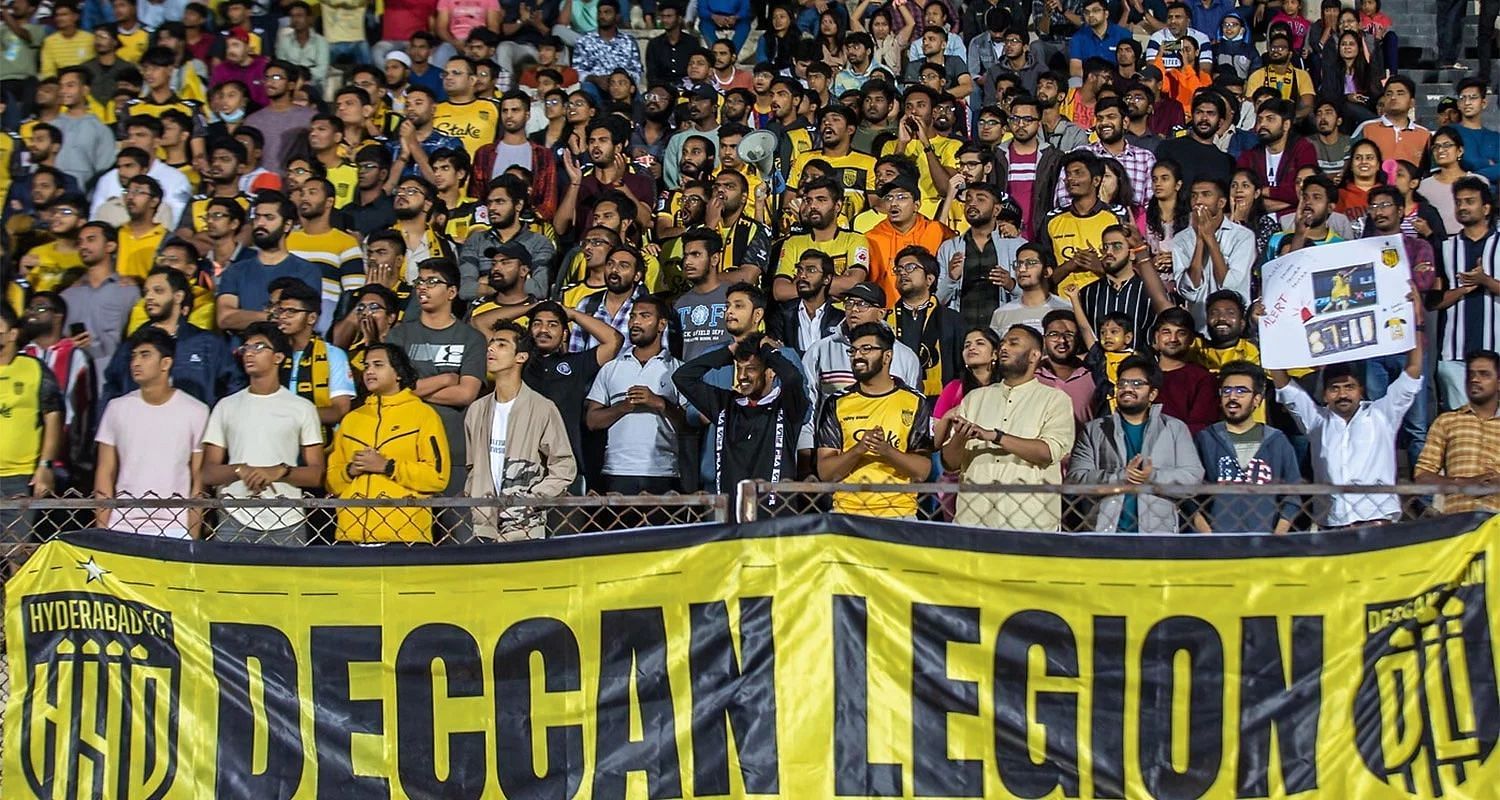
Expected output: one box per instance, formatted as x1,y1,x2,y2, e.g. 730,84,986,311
865,216,956,304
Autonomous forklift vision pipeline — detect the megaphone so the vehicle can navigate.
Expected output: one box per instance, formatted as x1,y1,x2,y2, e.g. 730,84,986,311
738,130,778,181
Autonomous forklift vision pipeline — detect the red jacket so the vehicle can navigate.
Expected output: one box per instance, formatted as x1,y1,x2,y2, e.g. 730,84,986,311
471,140,559,221
1235,136,1318,209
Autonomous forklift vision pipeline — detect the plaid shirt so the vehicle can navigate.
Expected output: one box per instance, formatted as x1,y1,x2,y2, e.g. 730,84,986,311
1054,140,1157,208
1415,404,1500,513
569,285,647,353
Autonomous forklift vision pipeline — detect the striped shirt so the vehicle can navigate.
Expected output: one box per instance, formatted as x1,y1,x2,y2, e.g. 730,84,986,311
1076,273,1159,346
1436,230,1500,361
1415,404,1500,513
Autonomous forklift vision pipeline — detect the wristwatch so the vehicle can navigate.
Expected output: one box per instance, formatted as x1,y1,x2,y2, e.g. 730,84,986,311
383,459,396,478
988,427,1004,444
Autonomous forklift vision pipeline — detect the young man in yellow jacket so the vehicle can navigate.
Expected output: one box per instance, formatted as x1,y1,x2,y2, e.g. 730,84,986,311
326,342,450,543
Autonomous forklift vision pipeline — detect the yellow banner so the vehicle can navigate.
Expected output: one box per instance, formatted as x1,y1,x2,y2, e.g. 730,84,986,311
6,513,1500,799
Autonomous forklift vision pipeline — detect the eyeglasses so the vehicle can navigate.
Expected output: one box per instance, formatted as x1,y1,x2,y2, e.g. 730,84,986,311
1009,114,1039,125
843,299,876,311
53,207,79,216
413,276,451,287
793,263,825,275
846,344,888,356
893,262,926,275
1014,257,1043,268
883,192,914,203
288,166,312,176
1117,378,1150,389
1459,93,1485,102
1045,331,1076,340
545,98,562,106
582,237,612,247
205,211,232,220
265,74,289,82
1219,385,1255,397
239,341,276,354
269,306,314,317
355,302,390,313
1368,200,1397,211
396,187,428,197
977,119,1003,127
1433,141,1458,151
356,162,381,171
24,304,57,314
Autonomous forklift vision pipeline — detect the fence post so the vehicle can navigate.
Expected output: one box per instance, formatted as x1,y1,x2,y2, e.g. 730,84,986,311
735,480,759,522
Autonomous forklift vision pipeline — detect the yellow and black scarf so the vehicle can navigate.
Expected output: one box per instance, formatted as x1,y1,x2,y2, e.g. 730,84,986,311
282,337,332,409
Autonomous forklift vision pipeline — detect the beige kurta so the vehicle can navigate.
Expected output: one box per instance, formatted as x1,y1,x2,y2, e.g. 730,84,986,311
952,378,1077,531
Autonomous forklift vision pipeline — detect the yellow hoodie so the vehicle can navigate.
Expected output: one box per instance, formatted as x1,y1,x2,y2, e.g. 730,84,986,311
326,388,450,543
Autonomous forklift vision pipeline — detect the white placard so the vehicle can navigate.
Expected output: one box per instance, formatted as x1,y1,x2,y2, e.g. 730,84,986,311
1257,235,1416,369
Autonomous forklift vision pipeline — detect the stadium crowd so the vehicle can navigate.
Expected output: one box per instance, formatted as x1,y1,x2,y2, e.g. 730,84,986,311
0,0,1498,543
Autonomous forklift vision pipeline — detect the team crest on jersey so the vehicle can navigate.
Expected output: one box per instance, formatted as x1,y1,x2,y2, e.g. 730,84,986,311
19,591,181,799
1354,554,1500,796
842,169,858,188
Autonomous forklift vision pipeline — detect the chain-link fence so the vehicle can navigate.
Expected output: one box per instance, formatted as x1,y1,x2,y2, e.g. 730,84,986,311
1,484,1494,789
739,481,1500,532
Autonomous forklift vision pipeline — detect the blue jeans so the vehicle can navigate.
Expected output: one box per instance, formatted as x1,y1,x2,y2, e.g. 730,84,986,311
1365,352,1431,470
700,14,752,55
329,40,372,67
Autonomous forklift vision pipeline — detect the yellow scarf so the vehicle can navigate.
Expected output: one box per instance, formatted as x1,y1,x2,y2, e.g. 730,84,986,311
283,337,332,408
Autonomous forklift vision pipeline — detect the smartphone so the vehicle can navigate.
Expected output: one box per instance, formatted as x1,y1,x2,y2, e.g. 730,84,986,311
68,322,87,337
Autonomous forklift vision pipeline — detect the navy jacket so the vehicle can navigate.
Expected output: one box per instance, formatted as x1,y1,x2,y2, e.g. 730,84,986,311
1193,421,1302,532
100,322,243,415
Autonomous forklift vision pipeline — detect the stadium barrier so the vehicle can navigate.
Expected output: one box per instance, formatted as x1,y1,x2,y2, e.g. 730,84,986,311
1,485,1497,795
4,505,1500,797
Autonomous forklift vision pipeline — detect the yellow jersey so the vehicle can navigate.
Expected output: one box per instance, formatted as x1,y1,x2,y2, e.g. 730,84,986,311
117,224,169,281
881,137,961,216
562,248,667,293
814,385,934,517
1040,203,1131,295
182,194,251,234
0,355,59,478
126,284,218,334
432,99,500,158
775,230,872,280
23,242,84,292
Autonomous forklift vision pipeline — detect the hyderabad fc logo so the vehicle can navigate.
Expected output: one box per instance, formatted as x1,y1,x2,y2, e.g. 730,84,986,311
1355,554,1500,795
19,591,181,799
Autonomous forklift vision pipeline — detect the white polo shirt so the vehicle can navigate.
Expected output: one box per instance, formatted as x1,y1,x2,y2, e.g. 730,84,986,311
586,347,684,478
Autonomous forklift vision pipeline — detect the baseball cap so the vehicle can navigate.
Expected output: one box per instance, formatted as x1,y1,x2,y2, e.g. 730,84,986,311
1439,96,1459,114
249,172,283,194
1140,65,1164,82
876,175,920,198
385,51,412,68
226,27,251,43
843,282,887,308
485,241,533,268
689,84,719,101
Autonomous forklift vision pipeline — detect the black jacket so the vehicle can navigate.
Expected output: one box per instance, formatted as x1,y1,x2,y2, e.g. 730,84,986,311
673,346,808,495
766,299,844,358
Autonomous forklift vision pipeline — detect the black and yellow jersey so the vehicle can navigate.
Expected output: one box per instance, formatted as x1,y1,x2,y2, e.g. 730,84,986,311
180,194,250,233
814,384,934,517
788,150,878,195
432,99,500,158
125,95,202,125
442,200,484,245
1038,202,1132,294
880,136,961,215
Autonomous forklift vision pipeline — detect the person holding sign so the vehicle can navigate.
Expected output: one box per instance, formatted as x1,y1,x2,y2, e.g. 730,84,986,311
1267,284,1423,528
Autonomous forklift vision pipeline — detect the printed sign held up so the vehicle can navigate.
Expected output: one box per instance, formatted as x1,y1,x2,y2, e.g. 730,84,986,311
1258,235,1416,369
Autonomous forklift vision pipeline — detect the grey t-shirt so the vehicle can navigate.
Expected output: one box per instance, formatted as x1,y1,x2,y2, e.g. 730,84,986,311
1227,424,1264,470
490,141,534,178
674,283,731,362
385,318,489,494
244,104,318,172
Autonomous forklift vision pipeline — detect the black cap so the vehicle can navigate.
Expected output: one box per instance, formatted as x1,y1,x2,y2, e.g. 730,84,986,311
1439,96,1459,113
877,175,921,198
1140,65,1164,81
843,282,887,308
485,241,533,268
689,84,719,101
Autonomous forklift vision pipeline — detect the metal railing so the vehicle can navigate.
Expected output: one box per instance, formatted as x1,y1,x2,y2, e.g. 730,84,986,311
1,483,1494,787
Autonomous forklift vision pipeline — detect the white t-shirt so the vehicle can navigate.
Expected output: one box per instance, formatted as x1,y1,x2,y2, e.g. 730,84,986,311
1265,150,1283,187
201,387,324,531
585,349,684,477
96,389,210,537
489,397,515,494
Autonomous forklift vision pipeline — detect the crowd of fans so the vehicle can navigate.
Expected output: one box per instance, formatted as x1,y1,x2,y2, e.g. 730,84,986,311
0,0,1498,544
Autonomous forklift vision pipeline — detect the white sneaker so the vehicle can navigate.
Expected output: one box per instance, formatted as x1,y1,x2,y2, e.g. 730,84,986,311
630,6,645,28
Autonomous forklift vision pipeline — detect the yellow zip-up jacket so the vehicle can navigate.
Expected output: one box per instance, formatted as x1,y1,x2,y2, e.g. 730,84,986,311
326,388,450,543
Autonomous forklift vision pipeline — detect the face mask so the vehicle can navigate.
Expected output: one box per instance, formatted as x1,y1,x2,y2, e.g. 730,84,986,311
216,108,246,123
